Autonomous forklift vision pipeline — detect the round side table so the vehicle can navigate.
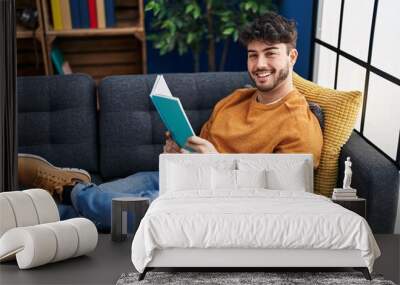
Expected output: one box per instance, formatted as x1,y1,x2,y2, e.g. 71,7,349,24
111,197,150,242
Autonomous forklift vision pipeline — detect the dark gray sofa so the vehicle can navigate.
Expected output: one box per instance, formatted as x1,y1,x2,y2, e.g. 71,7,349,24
17,72,399,233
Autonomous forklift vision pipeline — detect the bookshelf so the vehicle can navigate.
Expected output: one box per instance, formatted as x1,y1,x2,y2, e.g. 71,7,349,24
16,0,147,81
17,22,41,39
16,0,50,75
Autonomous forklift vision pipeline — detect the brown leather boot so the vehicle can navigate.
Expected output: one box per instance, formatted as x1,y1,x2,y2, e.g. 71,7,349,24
18,153,91,200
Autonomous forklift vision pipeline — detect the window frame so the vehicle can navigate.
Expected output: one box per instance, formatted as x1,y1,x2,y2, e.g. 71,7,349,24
311,0,400,168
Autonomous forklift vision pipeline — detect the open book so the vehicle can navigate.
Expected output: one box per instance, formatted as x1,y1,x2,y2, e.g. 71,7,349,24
149,75,195,149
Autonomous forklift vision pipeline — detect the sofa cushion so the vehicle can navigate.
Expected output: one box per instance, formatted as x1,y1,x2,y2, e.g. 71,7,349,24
98,72,252,179
17,74,98,173
293,73,362,197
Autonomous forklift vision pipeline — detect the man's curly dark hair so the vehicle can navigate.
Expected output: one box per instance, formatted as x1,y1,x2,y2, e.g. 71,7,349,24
239,12,298,54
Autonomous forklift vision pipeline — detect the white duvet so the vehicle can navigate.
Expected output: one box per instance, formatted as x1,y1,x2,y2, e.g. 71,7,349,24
131,190,380,273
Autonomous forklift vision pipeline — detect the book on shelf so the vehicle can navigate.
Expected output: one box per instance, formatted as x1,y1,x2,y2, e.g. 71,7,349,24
52,0,116,30
333,188,357,193
332,191,358,200
60,0,72,30
332,195,359,200
62,61,73,74
69,0,80,28
79,0,90,28
51,47,72,75
88,0,98,28
51,47,64,74
332,193,357,197
96,0,106,28
105,0,116,27
50,0,63,30
149,75,195,150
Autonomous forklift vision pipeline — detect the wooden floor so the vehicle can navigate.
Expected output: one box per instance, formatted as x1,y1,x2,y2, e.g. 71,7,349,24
0,234,398,285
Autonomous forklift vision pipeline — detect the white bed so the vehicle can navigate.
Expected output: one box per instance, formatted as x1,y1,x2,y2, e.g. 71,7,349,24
131,154,380,280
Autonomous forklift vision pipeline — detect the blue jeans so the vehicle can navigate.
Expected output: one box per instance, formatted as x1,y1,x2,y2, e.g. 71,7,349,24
58,171,159,232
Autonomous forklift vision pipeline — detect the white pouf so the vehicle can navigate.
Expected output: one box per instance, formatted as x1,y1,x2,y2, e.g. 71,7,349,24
0,189,98,269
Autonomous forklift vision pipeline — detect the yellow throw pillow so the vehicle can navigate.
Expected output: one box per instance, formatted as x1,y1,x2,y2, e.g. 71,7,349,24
293,73,362,197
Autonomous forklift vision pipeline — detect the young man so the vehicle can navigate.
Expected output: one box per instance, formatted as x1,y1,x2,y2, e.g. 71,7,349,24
167,13,322,162
18,12,323,231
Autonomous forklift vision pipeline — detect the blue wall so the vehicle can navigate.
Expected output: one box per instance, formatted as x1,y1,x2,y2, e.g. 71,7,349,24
145,0,314,79
279,0,314,79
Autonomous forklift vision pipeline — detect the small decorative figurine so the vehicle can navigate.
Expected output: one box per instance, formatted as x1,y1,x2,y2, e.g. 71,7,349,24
343,157,353,189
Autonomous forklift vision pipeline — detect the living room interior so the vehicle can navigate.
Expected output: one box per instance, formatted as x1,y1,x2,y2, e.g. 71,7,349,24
1,0,399,284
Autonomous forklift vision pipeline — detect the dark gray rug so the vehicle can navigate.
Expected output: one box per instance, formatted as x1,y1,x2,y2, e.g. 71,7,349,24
116,271,396,285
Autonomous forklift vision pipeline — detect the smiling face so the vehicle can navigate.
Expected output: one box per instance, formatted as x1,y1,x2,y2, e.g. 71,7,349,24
247,41,297,93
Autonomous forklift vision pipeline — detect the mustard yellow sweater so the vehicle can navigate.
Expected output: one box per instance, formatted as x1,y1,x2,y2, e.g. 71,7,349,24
200,88,323,168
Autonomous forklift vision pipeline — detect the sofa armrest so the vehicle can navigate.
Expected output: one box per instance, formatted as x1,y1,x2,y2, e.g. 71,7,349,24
338,131,399,233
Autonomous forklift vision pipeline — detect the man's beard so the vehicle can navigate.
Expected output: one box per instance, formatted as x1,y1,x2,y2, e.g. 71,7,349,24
249,63,290,92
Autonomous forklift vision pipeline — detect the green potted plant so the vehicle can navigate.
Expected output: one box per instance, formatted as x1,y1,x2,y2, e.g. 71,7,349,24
146,0,275,72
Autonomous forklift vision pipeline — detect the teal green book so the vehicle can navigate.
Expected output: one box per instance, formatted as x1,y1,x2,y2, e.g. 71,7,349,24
150,75,195,150
50,47,64,75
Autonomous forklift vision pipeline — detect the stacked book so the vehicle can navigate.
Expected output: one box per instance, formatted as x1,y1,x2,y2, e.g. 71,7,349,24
50,0,116,30
332,188,357,200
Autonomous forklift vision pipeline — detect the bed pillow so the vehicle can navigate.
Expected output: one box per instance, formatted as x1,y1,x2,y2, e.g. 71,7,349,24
211,168,267,191
266,168,306,191
167,162,212,192
212,168,236,190
236,169,267,189
293,73,362,197
237,158,310,192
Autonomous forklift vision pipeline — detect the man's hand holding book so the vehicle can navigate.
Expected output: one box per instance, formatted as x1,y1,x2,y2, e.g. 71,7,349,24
163,132,218,154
